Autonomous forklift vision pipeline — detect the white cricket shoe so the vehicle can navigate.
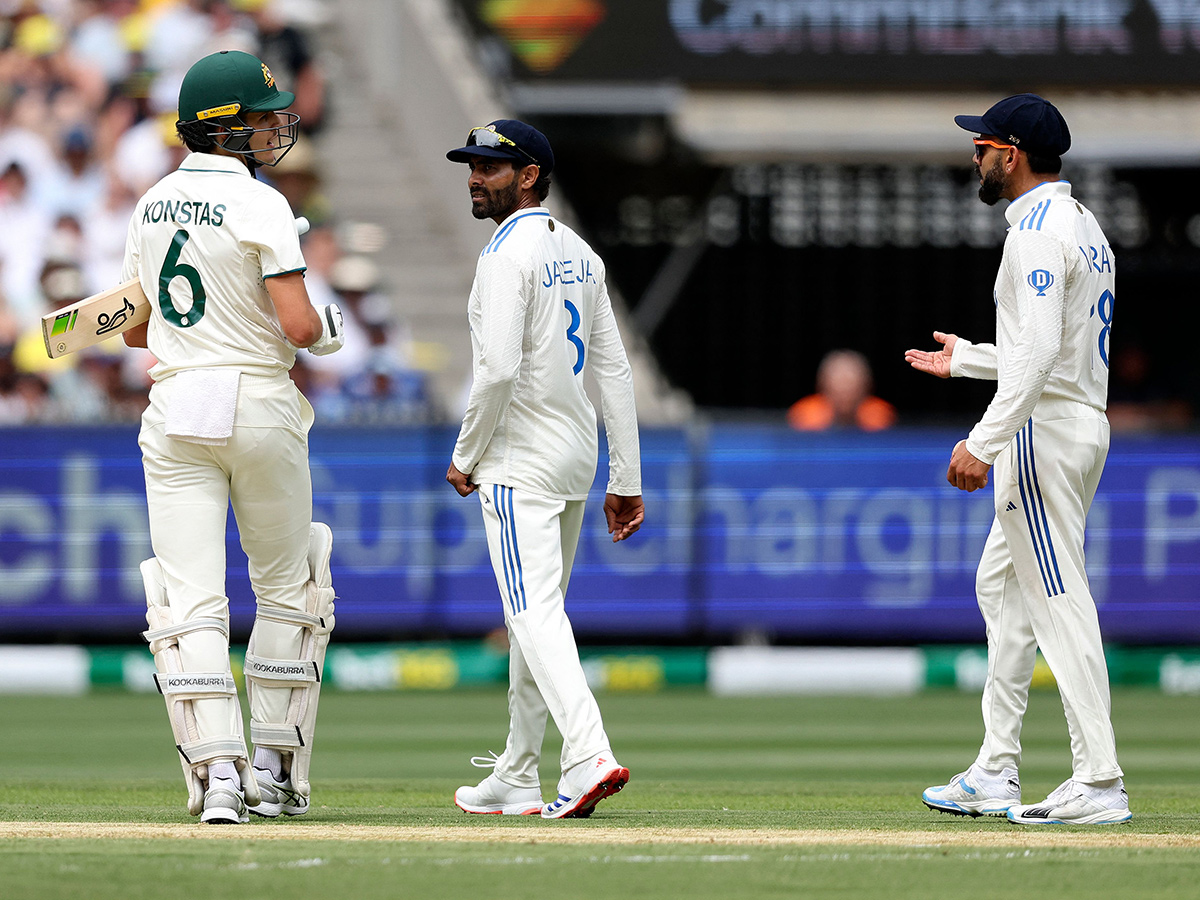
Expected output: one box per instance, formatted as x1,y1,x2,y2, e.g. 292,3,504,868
1007,778,1132,825
922,765,1021,817
541,751,630,819
250,768,309,818
200,776,249,824
454,772,543,815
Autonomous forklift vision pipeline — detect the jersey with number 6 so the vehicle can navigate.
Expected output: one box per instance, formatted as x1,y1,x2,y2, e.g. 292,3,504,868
121,151,306,381
950,180,1115,464
452,206,641,501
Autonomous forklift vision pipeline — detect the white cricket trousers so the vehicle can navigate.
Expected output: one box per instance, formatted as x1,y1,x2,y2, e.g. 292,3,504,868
477,484,610,788
973,406,1122,783
139,373,314,749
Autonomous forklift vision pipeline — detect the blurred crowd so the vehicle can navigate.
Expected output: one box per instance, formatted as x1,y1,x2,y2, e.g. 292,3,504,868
0,0,433,426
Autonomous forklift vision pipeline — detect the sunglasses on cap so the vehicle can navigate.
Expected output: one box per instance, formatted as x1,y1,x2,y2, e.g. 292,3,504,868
973,138,1016,159
467,126,540,167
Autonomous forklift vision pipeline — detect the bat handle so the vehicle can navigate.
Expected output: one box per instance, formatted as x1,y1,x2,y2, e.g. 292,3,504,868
294,216,310,236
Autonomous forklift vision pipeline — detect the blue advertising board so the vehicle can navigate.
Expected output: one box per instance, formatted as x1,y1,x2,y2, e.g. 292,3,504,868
1,425,1197,643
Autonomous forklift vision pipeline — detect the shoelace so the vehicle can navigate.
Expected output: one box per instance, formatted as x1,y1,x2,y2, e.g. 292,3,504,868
470,751,500,769
1045,779,1078,803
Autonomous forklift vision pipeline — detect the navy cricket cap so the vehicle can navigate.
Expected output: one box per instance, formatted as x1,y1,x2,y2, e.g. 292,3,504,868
954,94,1071,156
446,119,554,174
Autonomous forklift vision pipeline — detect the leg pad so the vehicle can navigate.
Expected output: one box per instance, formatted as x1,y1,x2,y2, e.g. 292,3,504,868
141,557,260,815
246,522,335,800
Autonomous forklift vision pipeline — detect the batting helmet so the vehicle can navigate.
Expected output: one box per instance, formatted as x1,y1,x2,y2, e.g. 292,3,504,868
176,50,299,167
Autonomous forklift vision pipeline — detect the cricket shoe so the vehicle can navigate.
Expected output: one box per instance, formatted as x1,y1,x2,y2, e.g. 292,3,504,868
1007,778,1131,825
250,768,309,818
454,771,543,815
541,752,629,819
922,765,1020,817
200,776,249,824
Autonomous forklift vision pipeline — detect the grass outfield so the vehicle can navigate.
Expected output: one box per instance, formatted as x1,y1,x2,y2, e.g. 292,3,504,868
3,688,1200,898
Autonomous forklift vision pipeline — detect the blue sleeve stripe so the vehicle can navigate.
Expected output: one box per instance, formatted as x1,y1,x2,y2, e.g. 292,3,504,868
263,267,307,279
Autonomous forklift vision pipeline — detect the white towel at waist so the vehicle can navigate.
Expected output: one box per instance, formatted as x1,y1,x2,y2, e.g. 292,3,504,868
165,368,240,445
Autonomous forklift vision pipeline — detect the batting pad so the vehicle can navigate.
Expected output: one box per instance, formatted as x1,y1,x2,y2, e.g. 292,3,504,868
245,521,335,800
141,557,260,815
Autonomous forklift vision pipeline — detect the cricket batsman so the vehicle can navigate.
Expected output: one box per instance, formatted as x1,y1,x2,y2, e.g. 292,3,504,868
122,50,343,823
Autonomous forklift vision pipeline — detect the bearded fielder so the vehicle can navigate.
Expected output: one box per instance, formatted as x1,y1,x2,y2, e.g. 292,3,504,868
907,94,1129,825
444,120,644,819
123,51,342,823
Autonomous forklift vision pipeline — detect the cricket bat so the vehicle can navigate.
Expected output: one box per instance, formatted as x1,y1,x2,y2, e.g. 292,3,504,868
42,278,151,359
41,216,312,359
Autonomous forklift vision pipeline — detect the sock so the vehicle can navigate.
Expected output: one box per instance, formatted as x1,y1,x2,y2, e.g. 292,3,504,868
253,747,284,780
209,761,237,783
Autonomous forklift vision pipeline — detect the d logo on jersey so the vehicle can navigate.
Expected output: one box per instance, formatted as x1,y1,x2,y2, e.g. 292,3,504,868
262,63,275,88
1027,269,1054,296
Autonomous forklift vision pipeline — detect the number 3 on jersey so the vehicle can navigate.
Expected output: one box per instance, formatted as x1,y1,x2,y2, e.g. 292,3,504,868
158,229,207,327
564,298,584,375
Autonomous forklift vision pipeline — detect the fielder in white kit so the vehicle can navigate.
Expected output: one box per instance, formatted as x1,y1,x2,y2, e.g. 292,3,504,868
906,94,1129,825
444,120,644,819
122,50,343,824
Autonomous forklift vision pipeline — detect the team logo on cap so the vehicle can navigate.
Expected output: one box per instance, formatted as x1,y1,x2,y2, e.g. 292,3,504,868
262,62,275,88
1028,269,1054,296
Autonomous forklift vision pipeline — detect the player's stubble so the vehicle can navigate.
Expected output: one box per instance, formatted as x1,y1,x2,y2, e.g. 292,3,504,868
471,170,521,220
977,153,1007,206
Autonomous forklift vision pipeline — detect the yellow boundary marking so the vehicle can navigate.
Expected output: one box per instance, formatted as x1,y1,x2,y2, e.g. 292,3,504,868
0,822,1194,848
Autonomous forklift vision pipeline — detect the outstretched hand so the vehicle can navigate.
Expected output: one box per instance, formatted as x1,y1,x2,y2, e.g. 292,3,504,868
604,493,644,543
905,331,958,379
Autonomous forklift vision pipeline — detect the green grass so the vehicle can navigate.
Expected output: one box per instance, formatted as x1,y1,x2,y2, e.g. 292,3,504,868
3,688,1200,898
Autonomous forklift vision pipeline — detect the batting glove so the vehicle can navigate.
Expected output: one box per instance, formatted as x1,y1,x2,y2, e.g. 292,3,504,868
307,304,345,356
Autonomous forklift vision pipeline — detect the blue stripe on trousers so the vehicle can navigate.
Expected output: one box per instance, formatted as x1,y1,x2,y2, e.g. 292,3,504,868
1026,420,1066,594
494,484,518,615
1016,424,1055,597
505,487,528,612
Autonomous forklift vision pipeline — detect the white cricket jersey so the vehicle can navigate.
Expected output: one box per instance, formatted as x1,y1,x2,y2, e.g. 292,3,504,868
951,181,1114,464
122,152,306,381
452,206,641,500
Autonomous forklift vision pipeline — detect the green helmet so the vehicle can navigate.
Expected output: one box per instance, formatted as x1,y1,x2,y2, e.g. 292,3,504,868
176,50,299,167
178,50,295,123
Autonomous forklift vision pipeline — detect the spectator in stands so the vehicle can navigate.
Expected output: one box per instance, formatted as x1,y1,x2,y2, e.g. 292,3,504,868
42,127,106,218
788,349,896,431
0,161,52,328
265,137,330,226
240,0,327,134
0,342,51,424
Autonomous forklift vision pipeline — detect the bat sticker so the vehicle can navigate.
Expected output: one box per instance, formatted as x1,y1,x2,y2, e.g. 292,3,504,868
50,310,78,337
95,297,137,335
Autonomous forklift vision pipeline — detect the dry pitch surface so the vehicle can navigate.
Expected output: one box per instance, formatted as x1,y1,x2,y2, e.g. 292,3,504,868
2,821,1192,849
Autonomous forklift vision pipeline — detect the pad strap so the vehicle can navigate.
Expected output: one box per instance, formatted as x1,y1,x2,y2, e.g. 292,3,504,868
250,722,305,748
177,736,247,765
255,607,326,631
154,672,237,697
244,654,320,686
143,616,229,644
